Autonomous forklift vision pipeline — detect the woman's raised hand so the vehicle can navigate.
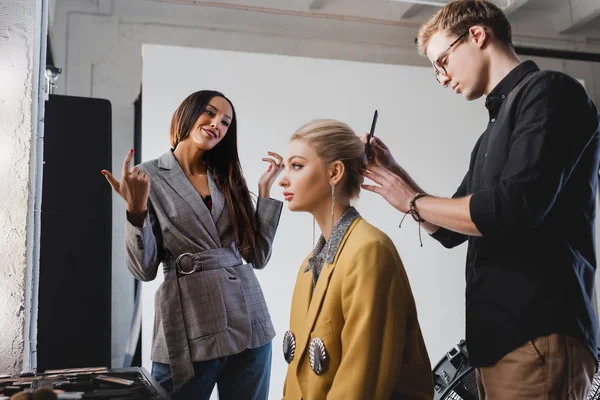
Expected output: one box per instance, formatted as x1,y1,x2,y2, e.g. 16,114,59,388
102,149,150,213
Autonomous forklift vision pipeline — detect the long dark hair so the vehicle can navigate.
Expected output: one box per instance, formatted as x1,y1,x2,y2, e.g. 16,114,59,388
170,90,259,264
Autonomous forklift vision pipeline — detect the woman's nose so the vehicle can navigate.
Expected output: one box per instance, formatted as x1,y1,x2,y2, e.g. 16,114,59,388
439,74,451,88
210,116,220,128
279,175,288,187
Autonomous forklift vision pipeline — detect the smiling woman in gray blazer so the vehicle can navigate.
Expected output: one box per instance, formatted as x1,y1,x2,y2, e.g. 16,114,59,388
102,90,284,399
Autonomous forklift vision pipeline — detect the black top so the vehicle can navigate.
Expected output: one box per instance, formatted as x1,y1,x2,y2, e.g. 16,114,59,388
202,195,212,211
431,60,600,367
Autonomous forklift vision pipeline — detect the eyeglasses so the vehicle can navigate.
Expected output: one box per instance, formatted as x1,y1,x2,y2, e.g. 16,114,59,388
433,30,470,83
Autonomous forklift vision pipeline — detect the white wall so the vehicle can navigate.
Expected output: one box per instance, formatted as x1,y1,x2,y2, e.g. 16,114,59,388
142,44,488,398
48,0,600,371
0,0,44,373
49,0,427,369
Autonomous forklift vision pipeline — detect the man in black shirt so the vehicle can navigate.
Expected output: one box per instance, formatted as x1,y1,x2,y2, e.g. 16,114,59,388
362,0,600,398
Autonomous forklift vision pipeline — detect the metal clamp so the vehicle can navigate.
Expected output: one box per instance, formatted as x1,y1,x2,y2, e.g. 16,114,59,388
175,253,197,275
446,344,461,361
446,342,467,370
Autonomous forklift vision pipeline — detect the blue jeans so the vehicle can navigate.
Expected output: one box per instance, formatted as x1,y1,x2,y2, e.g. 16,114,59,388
151,342,272,400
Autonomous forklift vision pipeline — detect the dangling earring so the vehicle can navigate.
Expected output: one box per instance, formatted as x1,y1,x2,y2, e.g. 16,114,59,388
331,183,335,235
312,216,316,250
327,183,335,260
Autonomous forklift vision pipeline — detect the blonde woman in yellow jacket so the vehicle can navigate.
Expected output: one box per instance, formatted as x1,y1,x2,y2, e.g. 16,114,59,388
278,119,433,400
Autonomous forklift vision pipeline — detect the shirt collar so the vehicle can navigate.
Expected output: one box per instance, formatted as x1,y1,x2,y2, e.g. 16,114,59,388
304,206,360,272
485,60,539,116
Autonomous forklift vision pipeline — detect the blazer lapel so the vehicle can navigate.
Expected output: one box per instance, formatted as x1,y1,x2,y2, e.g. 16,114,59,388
294,218,361,373
293,260,336,373
295,259,313,320
157,152,221,245
207,171,225,223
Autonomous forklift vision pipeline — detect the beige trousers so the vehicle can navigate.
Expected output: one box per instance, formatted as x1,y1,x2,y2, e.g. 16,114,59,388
476,334,596,400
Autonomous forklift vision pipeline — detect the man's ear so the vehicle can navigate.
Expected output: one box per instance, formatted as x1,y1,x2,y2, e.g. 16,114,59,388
470,25,489,49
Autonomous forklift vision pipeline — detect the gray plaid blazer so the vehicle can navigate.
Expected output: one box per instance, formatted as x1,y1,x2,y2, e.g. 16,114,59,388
125,151,282,390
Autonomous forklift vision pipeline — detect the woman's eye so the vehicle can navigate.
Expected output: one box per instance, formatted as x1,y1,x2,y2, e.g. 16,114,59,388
292,164,302,170
205,109,215,117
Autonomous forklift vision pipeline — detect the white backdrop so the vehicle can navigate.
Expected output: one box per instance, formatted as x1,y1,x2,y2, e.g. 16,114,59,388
141,43,488,398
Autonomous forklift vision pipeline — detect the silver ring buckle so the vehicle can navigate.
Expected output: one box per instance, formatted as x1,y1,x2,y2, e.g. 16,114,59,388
176,252,197,275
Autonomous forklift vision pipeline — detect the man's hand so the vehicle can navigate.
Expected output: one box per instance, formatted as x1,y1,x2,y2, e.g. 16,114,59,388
359,136,479,237
362,164,416,213
360,134,400,174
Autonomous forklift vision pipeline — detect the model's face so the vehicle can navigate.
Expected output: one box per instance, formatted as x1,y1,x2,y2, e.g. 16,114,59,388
279,139,331,213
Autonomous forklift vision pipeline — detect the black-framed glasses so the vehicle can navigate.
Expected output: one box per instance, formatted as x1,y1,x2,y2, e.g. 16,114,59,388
433,30,470,83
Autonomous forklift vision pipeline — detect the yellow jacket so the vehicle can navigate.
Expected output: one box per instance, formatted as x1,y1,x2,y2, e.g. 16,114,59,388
282,217,433,400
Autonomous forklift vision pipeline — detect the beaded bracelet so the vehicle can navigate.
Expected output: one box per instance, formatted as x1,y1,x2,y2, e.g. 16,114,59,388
399,192,428,247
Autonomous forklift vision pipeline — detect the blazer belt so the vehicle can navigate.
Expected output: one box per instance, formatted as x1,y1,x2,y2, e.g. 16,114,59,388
159,247,245,389
163,247,242,277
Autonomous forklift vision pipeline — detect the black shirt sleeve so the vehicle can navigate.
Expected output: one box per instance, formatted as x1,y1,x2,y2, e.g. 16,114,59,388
470,72,599,238
430,172,469,248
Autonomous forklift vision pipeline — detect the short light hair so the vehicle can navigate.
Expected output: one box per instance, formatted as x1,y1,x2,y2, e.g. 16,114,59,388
291,119,366,199
416,0,513,56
